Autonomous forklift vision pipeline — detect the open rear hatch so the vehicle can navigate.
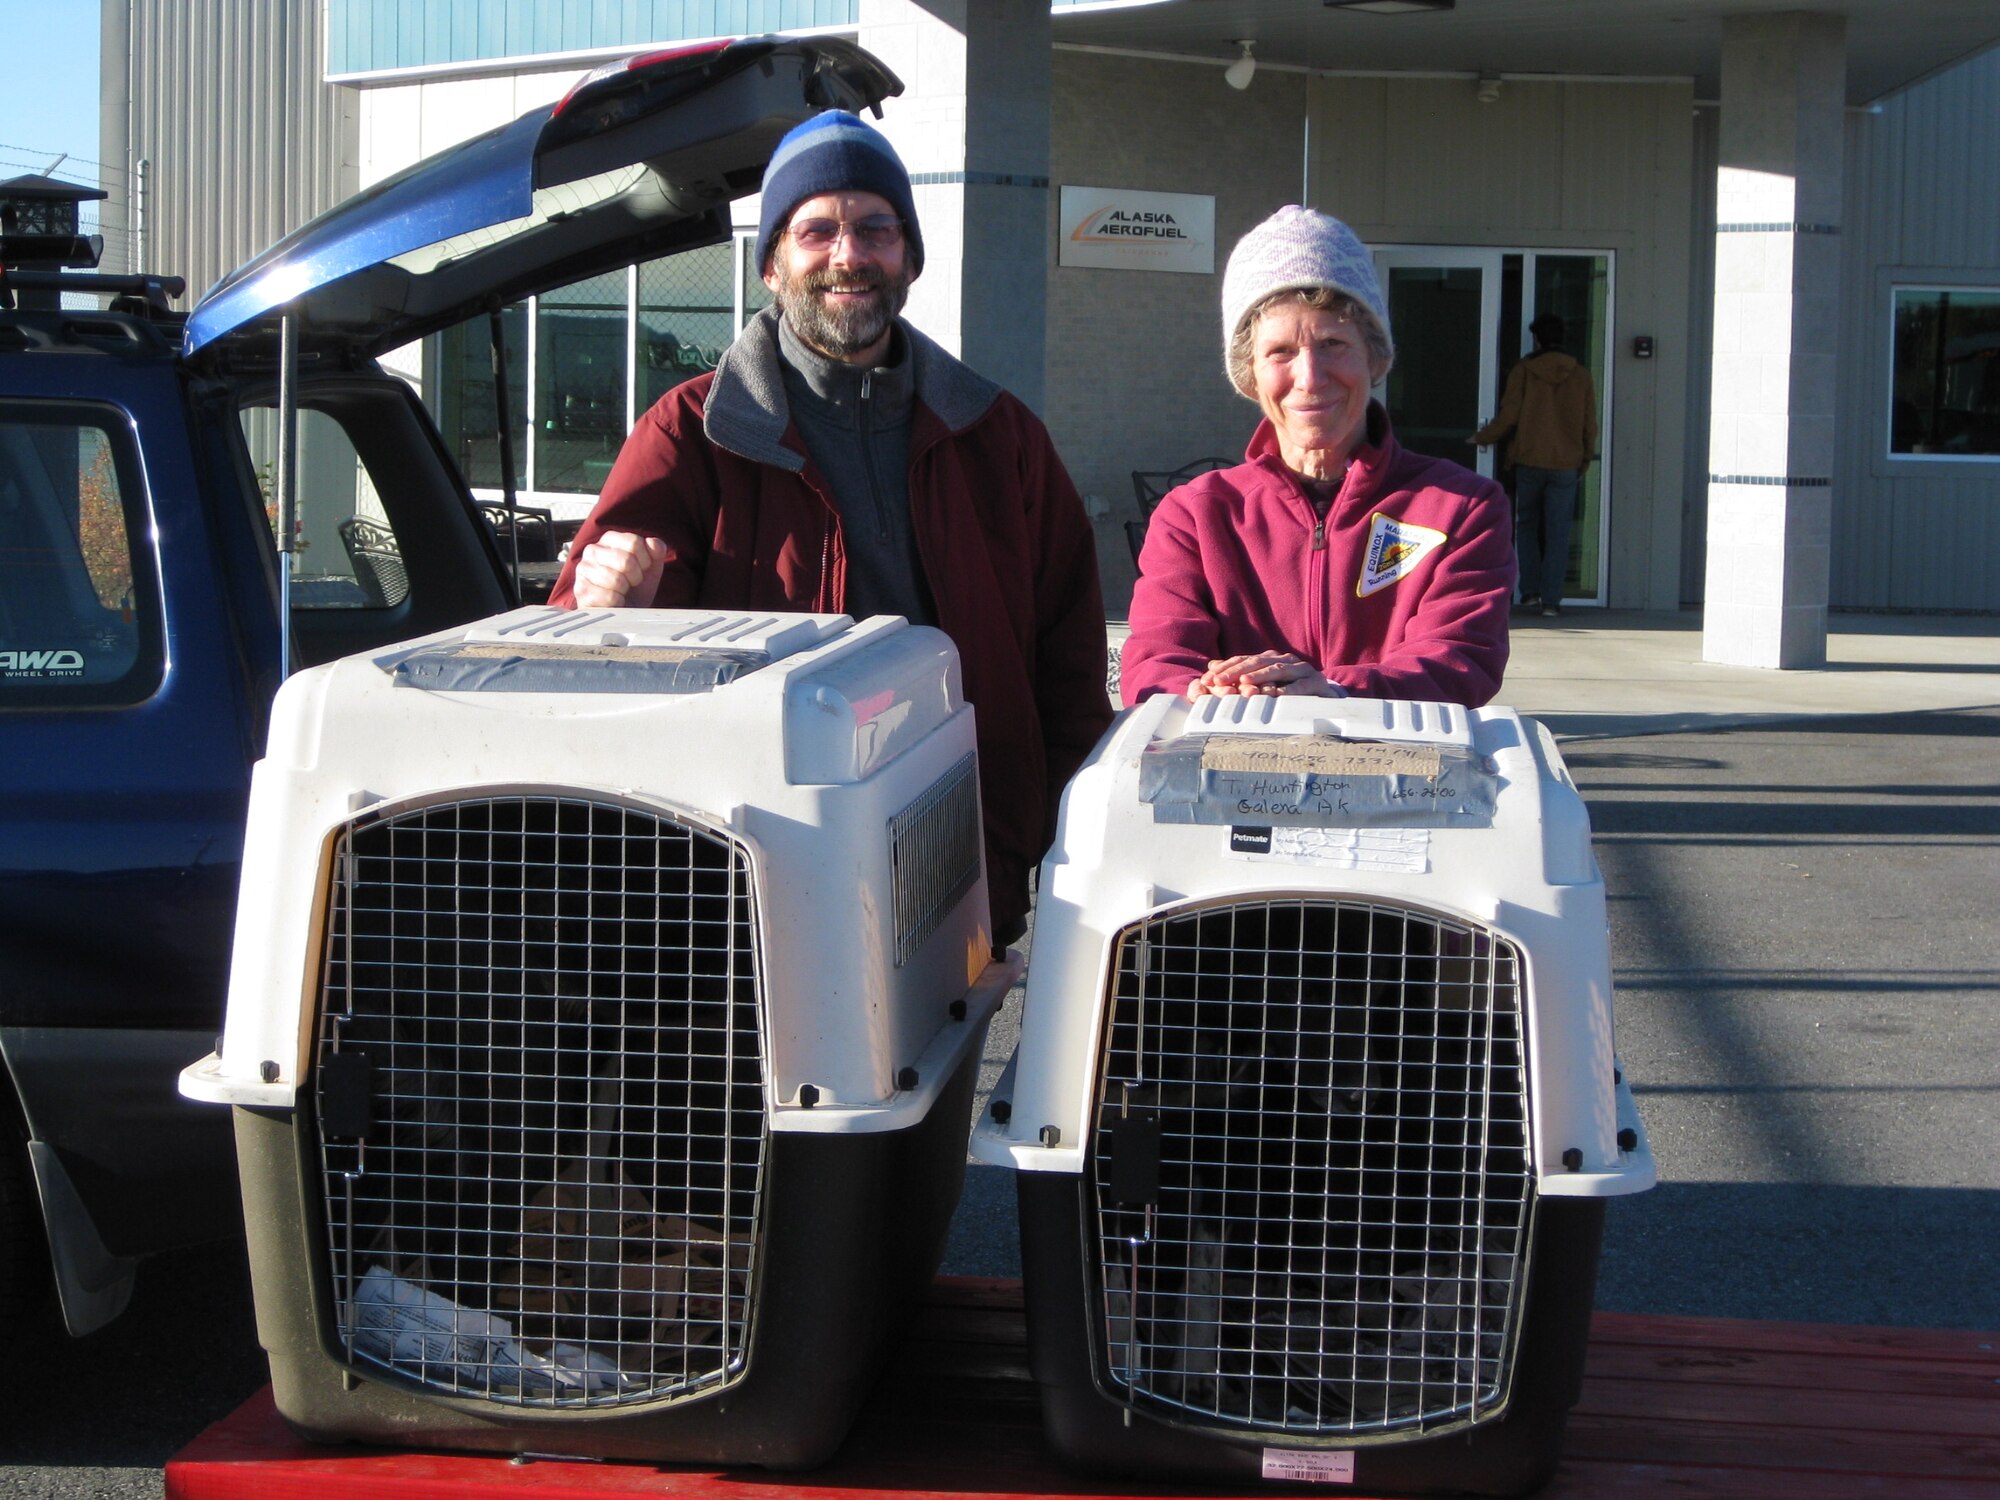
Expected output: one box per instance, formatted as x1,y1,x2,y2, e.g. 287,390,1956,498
184,36,900,358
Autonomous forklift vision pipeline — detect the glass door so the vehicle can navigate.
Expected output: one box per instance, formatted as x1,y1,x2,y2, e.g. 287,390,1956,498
1374,246,1613,606
1373,249,1503,480
1490,252,1612,603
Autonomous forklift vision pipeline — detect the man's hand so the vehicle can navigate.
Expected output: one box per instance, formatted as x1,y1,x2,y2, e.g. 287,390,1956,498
1186,651,1344,700
570,530,667,609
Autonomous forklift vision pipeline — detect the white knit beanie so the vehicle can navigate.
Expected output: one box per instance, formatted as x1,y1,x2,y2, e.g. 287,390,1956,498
1220,206,1392,396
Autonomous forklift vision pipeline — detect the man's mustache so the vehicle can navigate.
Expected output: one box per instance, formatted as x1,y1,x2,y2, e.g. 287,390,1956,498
802,266,890,293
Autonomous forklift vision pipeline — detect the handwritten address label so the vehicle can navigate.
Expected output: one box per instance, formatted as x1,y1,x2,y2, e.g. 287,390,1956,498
1201,733,1440,781
1139,732,1496,828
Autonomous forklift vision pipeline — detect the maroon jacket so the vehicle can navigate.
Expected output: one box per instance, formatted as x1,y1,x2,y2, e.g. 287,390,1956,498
553,310,1111,941
1122,406,1513,708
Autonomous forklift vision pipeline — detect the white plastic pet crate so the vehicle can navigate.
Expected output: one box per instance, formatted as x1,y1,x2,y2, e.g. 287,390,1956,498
182,606,1015,1466
973,691,1653,1496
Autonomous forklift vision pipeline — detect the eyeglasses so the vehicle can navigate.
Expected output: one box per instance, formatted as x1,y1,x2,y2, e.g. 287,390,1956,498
785,215,906,253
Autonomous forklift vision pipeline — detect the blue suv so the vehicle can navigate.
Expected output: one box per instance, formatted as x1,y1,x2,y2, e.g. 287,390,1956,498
0,34,897,1337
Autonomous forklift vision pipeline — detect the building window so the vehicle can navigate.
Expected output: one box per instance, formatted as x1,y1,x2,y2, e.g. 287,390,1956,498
428,236,759,510
1890,287,2000,459
536,269,630,495
436,305,527,494
638,240,735,417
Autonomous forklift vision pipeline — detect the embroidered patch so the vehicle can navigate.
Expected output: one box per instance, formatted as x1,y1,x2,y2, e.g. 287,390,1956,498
1357,513,1446,597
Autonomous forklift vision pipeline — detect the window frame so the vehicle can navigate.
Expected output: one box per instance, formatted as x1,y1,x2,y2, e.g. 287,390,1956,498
1879,273,2000,470
0,398,166,711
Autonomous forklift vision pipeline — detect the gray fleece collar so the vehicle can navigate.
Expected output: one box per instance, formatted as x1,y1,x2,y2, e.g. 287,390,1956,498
703,305,1001,469
777,317,916,429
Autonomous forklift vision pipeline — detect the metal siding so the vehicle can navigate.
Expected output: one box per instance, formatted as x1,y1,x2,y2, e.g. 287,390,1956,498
1833,108,1890,607
477,0,504,61
1553,81,1696,609
1682,105,1719,604
1382,79,1566,233
321,0,855,73
109,0,357,314
425,0,452,64
1641,84,1695,610
1837,48,2000,611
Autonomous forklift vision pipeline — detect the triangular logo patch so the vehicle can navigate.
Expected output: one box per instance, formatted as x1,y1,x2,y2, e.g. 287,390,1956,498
1357,513,1446,597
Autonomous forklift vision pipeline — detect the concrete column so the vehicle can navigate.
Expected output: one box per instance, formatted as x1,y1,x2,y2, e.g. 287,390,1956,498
1702,12,1846,669
97,0,132,275
856,0,1052,411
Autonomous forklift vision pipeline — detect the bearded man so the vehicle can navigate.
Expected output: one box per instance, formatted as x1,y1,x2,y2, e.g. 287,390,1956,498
552,110,1110,947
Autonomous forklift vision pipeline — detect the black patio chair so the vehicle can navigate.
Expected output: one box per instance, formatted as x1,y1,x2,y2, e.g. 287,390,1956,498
1126,455,1232,564
337,515,408,607
476,501,556,564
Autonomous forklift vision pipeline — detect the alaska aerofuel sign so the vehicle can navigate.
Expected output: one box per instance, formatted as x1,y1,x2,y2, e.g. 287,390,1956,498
1059,186,1215,275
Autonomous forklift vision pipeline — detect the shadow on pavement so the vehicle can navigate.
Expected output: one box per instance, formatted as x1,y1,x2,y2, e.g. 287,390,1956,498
0,1238,264,1468
1576,710,1999,1332
1596,1180,2000,1329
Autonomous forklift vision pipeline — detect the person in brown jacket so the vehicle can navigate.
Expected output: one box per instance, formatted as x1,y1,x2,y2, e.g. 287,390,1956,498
1472,313,1598,615
552,110,1110,947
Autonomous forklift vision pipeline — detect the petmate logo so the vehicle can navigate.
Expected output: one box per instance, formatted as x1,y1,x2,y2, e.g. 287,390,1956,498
1357,514,1446,597
0,647,85,677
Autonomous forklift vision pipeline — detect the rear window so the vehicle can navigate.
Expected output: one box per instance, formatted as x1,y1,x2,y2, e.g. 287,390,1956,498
0,403,162,707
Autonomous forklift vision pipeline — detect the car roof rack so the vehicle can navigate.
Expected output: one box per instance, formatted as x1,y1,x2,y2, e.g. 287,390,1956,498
0,269,185,317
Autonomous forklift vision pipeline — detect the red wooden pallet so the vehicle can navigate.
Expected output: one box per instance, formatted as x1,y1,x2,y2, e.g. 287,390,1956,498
165,1277,2000,1500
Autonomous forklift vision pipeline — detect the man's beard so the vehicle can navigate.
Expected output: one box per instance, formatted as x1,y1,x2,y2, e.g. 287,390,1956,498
772,261,912,359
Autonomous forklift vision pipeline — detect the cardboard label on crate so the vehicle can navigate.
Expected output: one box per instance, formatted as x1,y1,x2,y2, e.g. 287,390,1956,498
1140,733,1496,828
1260,1448,1356,1484
1202,733,1440,780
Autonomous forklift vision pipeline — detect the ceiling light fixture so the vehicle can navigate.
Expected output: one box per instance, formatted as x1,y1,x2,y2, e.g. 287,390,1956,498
1224,40,1257,91
1324,0,1457,14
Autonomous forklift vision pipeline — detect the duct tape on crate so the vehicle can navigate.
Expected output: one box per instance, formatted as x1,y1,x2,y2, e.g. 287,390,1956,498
1138,732,1498,827
390,641,769,693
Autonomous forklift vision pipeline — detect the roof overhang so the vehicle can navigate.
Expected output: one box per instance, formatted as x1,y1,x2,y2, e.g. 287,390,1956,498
1053,0,2000,106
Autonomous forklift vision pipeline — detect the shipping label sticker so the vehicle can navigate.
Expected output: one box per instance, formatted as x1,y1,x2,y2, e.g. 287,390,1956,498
1224,824,1430,874
1356,513,1446,597
1261,1448,1356,1484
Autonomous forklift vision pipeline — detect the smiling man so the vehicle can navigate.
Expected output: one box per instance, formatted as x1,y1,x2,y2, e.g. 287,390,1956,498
552,110,1110,946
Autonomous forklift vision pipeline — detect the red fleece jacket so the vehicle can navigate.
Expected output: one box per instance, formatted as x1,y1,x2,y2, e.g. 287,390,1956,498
1122,409,1513,708
552,344,1111,942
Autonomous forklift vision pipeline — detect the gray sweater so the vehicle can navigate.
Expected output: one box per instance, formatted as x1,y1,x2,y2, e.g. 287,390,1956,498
777,317,933,625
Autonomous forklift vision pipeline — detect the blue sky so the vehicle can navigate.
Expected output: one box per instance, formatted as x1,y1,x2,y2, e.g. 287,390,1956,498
0,2,104,208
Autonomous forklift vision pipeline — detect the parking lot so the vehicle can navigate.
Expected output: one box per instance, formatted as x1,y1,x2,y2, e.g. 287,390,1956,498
5,622,1997,1496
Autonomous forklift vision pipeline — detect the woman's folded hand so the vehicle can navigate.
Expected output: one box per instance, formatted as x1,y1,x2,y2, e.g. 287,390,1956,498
1186,651,1344,700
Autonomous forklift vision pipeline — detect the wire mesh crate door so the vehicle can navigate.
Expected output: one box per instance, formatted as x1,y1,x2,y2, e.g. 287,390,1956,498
311,794,767,1408
1088,897,1533,1437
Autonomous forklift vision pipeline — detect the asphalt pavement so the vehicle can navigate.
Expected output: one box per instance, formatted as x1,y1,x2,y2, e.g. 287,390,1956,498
5,608,1996,1495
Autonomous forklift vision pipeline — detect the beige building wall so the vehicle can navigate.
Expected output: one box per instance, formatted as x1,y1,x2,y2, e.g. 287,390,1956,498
1047,51,1695,614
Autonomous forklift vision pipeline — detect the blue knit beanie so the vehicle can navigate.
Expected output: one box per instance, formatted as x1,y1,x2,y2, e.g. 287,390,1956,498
754,111,923,276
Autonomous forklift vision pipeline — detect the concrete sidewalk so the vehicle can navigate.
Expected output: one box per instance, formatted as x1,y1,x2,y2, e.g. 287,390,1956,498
1502,608,2000,737
1108,608,2000,737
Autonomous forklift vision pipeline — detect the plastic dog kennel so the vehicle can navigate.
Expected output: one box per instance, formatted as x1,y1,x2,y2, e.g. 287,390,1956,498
973,691,1654,1496
183,606,1013,1467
